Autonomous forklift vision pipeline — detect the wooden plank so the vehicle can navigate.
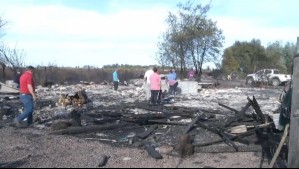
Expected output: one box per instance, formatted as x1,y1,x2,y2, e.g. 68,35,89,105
288,37,299,168
270,124,289,168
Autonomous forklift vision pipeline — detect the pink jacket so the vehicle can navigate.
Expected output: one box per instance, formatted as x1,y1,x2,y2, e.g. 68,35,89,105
150,73,161,90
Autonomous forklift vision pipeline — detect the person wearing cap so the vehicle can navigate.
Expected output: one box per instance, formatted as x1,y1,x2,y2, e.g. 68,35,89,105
113,68,120,92
13,66,37,127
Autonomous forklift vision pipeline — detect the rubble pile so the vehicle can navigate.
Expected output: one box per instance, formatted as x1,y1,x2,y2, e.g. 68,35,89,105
0,82,287,167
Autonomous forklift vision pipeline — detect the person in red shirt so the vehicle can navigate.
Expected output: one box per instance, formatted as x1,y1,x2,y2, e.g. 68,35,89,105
14,66,37,127
149,67,162,105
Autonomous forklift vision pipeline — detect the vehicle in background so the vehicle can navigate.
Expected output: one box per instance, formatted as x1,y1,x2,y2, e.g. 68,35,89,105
246,69,292,87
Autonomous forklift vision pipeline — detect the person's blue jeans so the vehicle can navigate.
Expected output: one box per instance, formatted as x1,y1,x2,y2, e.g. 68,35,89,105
16,94,34,125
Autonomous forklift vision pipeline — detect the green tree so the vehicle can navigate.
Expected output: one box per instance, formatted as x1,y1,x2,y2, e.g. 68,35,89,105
224,39,267,74
265,41,287,73
282,42,296,74
222,48,239,74
157,1,224,76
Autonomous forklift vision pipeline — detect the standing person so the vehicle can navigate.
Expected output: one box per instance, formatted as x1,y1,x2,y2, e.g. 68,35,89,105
150,67,162,105
144,66,154,103
188,68,196,81
13,66,37,127
167,69,178,95
113,68,120,92
13,70,21,89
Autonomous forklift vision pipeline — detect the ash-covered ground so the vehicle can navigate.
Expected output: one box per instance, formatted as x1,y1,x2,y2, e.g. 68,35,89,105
0,80,284,168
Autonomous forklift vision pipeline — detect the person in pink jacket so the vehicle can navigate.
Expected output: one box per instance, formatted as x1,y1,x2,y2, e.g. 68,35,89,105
188,68,196,81
150,67,162,105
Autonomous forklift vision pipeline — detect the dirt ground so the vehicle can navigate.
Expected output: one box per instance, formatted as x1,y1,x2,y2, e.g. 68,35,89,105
0,127,269,168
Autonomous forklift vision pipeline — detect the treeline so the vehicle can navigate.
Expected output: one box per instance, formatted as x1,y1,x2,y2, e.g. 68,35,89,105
1,65,209,86
33,66,147,86
103,64,155,69
0,64,185,86
221,39,296,75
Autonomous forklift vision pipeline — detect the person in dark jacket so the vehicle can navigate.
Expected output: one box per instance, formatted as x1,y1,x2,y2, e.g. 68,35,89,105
13,70,21,89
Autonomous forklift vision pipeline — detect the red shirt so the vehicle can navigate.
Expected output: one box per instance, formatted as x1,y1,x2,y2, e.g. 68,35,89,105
20,71,35,94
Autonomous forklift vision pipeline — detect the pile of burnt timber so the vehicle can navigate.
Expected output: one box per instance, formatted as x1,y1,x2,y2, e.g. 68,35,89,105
40,94,282,162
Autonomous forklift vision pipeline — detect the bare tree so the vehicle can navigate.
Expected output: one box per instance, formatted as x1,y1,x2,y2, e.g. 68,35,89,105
0,17,7,38
0,43,26,78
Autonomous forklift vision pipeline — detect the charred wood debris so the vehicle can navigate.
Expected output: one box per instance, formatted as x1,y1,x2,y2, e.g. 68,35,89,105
0,82,288,168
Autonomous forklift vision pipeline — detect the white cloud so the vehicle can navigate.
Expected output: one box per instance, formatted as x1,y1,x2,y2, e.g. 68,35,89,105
4,4,169,38
1,3,170,67
1,0,299,68
214,16,299,48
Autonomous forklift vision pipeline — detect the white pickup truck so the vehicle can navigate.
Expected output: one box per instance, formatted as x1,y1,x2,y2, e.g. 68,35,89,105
246,69,292,87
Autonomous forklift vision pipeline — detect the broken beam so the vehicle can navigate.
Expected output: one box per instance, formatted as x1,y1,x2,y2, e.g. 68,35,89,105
49,123,129,135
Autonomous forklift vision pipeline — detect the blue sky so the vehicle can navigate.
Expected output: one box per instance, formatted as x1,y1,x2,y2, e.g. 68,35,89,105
0,0,298,68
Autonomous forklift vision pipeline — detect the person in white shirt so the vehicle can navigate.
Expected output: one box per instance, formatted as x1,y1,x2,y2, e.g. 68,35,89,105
144,66,154,102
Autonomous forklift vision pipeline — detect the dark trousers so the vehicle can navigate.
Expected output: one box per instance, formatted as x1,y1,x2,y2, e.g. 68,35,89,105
169,82,178,95
114,81,119,91
151,90,162,104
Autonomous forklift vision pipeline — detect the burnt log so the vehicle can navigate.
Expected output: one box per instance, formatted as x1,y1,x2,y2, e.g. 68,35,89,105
89,110,122,118
218,103,240,114
120,118,148,125
220,101,252,129
92,117,120,125
137,125,158,139
199,109,230,116
145,144,163,159
147,120,187,126
136,106,194,118
49,123,129,135
196,121,239,151
98,155,109,167
184,116,200,134
43,109,82,124
193,129,258,147
247,97,266,124
252,96,266,123
51,120,74,131
122,113,166,120
218,131,239,151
